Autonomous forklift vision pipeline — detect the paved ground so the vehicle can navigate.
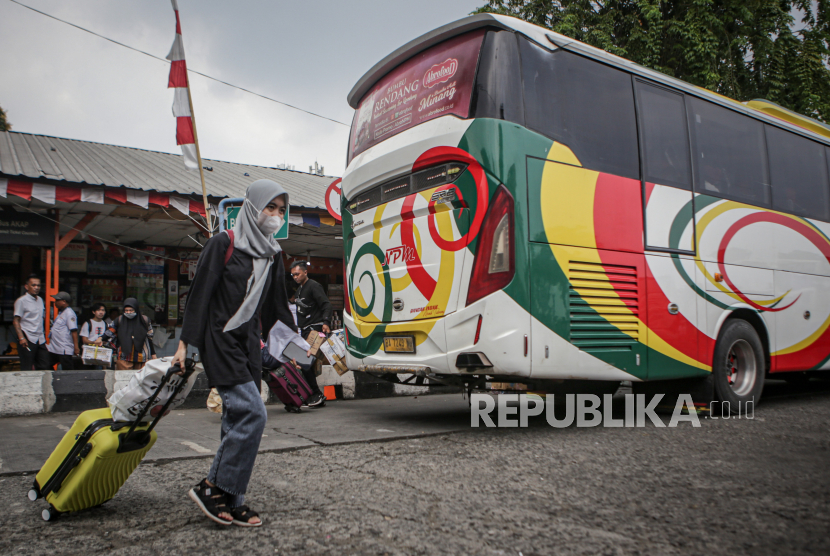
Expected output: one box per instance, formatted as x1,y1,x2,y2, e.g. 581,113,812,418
0,395,471,475
1,379,829,555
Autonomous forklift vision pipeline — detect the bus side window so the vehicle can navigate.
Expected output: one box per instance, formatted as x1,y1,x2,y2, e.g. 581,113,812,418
688,97,770,206
472,30,524,125
767,125,830,222
635,81,692,190
519,38,639,180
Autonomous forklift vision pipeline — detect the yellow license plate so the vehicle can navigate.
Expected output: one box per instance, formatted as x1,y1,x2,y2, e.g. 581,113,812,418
383,336,415,353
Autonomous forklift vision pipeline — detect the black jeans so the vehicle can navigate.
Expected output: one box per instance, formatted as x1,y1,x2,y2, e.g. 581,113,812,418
300,325,324,396
49,352,75,370
18,335,51,370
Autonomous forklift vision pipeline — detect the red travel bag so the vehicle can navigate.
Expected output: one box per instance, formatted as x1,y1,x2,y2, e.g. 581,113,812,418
264,362,314,413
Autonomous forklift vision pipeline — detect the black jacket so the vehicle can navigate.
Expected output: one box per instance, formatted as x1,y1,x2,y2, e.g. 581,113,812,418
295,278,332,330
180,232,295,390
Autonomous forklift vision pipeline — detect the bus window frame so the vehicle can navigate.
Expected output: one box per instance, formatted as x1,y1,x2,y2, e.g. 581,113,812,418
686,96,772,211
766,124,830,223
634,80,694,192
518,37,641,181
633,78,697,256
470,29,526,126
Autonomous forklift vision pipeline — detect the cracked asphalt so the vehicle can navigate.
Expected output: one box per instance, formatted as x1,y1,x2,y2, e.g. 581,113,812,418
2,380,829,556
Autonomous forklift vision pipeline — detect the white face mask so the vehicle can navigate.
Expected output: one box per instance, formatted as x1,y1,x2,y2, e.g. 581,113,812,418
257,212,284,235
247,198,284,236
123,312,137,320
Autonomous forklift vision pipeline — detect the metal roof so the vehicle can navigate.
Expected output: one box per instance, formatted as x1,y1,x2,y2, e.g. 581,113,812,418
348,13,830,147
0,131,337,209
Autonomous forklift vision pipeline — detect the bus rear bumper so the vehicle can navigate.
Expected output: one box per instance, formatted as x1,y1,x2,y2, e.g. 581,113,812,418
343,313,455,374
359,364,433,374
343,290,529,377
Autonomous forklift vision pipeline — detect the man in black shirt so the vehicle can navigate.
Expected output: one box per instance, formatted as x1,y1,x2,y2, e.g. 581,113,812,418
291,261,332,407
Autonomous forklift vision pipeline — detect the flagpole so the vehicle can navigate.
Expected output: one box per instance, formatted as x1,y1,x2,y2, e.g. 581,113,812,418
185,81,213,237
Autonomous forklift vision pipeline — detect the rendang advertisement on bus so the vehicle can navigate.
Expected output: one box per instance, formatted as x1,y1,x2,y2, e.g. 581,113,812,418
350,30,484,158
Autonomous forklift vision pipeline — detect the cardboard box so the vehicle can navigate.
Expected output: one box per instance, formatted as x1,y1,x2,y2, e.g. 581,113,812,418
332,360,349,376
316,338,350,375
328,335,346,359
304,330,326,356
318,340,339,366
81,345,113,366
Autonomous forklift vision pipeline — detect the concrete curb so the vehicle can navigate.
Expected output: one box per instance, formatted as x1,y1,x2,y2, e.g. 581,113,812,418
0,366,456,416
0,370,213,417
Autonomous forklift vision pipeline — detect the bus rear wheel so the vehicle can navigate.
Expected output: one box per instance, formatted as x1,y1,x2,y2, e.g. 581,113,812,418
713,319,765,413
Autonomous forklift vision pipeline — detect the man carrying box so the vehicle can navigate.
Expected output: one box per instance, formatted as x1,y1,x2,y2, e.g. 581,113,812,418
290,261,332,408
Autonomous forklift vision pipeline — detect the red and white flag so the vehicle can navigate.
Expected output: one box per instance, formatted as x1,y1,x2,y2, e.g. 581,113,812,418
166,0,198,170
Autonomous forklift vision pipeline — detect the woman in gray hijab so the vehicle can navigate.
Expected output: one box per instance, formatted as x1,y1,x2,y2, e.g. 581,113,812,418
173,179,295,527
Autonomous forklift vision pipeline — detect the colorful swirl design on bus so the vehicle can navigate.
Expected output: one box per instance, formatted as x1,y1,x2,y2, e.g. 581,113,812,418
715,212,830,310
666,198,830,312
346,146,491,354
534,138,830,376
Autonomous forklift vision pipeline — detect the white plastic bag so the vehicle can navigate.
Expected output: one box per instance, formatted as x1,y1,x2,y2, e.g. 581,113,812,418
267,320,310,363
108,357,201,423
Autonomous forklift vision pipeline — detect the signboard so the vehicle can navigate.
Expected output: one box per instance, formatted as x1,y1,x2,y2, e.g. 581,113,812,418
87,249,125,276
81,278,124,305
0,210,53,246
40,243,88,273
350,30,484,159
226,206,289,240
325,178,342,222
127,248,165,275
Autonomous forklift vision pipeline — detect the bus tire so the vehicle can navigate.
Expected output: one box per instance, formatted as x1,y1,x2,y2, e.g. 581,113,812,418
713,319,764,413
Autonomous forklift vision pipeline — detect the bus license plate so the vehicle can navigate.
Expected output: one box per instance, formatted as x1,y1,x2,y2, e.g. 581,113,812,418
384,336,415,353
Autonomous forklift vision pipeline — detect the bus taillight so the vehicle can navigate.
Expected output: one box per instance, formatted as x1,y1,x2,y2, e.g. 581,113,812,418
466,185,515,306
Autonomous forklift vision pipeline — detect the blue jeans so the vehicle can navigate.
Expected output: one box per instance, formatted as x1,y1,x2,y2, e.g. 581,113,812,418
207,381,266,507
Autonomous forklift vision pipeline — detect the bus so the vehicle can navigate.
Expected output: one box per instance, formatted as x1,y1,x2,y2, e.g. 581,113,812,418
340,13,830,412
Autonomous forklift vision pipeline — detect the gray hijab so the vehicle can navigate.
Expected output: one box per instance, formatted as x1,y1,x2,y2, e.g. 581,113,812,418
223,179,287,332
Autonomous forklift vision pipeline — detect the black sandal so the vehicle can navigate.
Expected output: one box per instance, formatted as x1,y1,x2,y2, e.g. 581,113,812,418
230,505,262,527
188,479,233,525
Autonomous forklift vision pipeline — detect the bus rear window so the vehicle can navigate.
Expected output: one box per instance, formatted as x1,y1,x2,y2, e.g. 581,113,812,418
350,30,485,159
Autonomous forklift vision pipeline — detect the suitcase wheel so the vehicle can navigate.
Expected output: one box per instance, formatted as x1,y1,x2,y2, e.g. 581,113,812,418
27,488,39,502
41,507,60,521
284,405,302,413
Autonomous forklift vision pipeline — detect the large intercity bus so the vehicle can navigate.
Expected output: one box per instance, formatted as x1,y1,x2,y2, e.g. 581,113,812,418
340,13,830,411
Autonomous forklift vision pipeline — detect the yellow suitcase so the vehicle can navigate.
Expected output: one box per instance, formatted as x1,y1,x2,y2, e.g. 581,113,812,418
28,361,195,521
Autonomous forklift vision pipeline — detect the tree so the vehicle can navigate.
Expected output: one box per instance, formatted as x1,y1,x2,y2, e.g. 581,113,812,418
0,104,10,132
474,1,830,122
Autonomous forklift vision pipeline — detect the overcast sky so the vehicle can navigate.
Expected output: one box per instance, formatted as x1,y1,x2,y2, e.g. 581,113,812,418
0,0,483,178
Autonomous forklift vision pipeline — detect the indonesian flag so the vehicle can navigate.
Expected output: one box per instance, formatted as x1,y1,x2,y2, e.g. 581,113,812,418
166,0,198,171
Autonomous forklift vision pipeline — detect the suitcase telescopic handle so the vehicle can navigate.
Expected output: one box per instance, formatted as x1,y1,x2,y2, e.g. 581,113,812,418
123,359,195,441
